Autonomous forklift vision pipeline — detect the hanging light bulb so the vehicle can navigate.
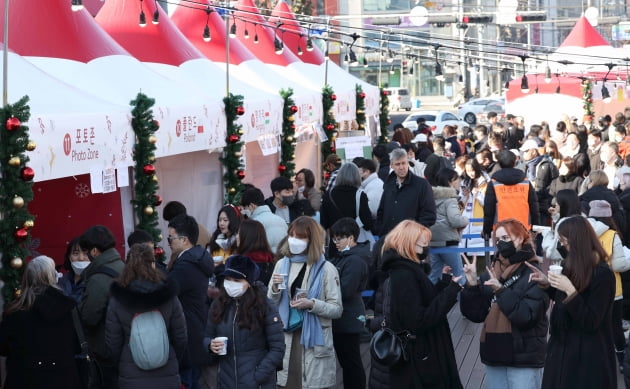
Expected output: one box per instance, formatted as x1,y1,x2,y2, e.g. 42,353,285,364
520,75,529,93
389,65,395,75
139,10,147,27
363,57,368,68
152,9,159,24
229,23,237,38
297,45,303,56
71,0,84,11
387,50,394,63
244,27,249,39
349,50,358,66
254,33,259,44
467,58,475,72
544,66,552,83
274,37,284,55
203,25,211,42
435,62,445,81
306,37,314,52
602,81,612,103
503,80,510,91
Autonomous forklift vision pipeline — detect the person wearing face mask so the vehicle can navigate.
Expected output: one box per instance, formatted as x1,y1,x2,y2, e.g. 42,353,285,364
548,157,585,209
428,168,469,286
615,125,630,160
328,218,369,389
528,216,616,388
541,189,582,264
294,168,322,212
268,216,342,389
58,237,90,304
598,141,623,191
265,176,315,224
460,218,549,389
206,205,242,266
377,220,463,388
204,255,285,389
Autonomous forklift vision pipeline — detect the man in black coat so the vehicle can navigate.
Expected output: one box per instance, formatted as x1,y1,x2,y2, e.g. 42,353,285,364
264,176,315,224
521,139,558,225
167,214,215,389
375,148,436,236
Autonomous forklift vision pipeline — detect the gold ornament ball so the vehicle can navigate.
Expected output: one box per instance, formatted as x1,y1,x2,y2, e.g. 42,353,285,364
286,136,294,142
23,220,34,229
359,124,365,129
288,115,295,122
26,141,37,151
238,129,244,136
291,154,296,159
10,257,23,269
148,135,158,144
229,187,236,194
152,175,158,183
12,196,24,209
158,234,163,241
234,151,242,158
14,289,21,297
357,110,364,114
8,156,21,166
144,206,154,215
148,155,156,163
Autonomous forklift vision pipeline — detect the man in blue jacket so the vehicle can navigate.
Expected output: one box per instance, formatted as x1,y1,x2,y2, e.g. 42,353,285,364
167,214,215,389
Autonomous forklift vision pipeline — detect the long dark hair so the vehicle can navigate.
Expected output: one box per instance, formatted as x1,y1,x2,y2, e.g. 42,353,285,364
236,219,272,255
211,282,267,331
117,244,164,287
208,205,242,253
557,216,608,293
62,237,82,272
556,189,581,219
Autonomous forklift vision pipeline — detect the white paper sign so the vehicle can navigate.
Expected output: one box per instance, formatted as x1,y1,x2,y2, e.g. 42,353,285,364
335,136,371,161
103,168,117,193
314,123,328,142
257,134,279,156
90,166,103,194
116,165,129,187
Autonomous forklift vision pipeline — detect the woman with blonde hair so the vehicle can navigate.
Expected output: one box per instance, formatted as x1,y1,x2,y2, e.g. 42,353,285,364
377,220,463,388
269,216,342,389
0,256,82,389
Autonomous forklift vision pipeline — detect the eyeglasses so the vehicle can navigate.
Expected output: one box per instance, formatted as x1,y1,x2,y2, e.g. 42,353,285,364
332,236,348,244
167,235,186,243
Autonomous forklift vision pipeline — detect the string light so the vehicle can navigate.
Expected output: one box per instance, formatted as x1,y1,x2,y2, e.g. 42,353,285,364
139,0,147,28
71,0,84,12
152,0,160,25
202,6,212,42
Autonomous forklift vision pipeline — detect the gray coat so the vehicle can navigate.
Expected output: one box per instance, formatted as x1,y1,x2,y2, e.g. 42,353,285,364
429,186,469,246
106,278,187,389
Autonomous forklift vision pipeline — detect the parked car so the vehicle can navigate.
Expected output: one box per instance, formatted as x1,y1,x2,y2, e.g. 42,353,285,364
386,88,412,111
457,97,504,125
401,111,469,135
476,102,506,124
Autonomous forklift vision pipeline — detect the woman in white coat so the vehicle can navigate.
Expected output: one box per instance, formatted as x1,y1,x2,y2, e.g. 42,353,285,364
269,216,342,389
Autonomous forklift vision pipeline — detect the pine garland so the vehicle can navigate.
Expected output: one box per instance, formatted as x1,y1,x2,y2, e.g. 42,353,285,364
221,93,246,204
582,78,594,121
378,87,390,145
355,84,366,131
130,93,165,262
279,88,297,178
321,85,338,173
0,96,35,303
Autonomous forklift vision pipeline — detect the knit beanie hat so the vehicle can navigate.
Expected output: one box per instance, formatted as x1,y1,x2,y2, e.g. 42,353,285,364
588,200,612,217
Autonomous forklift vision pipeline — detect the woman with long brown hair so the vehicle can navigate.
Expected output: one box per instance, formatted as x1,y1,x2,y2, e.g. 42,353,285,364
377,219,463,388
528,215,616,388
235,219,275,286
106,244,187,389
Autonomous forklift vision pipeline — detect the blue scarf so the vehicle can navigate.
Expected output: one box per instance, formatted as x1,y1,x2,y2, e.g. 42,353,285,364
277,255,326,349
525,155,543,182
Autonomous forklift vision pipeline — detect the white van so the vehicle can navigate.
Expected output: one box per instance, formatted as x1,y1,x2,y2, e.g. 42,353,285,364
386,88,412,111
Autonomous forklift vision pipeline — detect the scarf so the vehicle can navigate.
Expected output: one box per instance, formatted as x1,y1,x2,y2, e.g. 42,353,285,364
480,259,523,343
277,255,326,348
525,155,543,182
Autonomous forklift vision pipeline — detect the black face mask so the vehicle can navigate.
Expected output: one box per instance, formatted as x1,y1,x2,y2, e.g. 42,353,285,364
496,240,517,259
556,241,568,259
416,247,430,262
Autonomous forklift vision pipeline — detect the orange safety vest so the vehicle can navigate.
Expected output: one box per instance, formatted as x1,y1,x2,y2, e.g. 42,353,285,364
492,179,531,230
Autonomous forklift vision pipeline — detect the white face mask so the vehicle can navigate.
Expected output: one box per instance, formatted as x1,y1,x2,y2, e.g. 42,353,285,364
288,237,308,254
224,280,246,298
71,261,90,276
341,245,351,252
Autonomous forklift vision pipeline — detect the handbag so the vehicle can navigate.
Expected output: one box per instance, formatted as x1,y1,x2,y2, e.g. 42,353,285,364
369,278,415,366
72,307,99,389
286,307,304,332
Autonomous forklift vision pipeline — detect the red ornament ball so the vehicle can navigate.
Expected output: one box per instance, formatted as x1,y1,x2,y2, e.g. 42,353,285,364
290,105,298,113
21,167,35,181
237,170,246,179
14,227,28,242
330,146,336,153
143,164,156,175
382,90,389,96
326,124,335,131
236,106,245,116
278,165,287,172
330,94,337,101
153,120,160,130
359,92,366,99
291,124,296,130
6,117,20,131
153,194,163,206
228,134,240,143
387,119,392,125
154,246,165,258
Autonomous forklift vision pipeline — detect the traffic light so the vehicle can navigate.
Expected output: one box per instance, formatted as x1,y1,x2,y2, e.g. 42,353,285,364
461,15,493,24
515,12,546,22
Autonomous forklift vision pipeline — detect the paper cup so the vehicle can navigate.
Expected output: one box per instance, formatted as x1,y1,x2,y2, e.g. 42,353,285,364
213,256,224,264
216,337,228,355
549,265,563,275
278,273,288,290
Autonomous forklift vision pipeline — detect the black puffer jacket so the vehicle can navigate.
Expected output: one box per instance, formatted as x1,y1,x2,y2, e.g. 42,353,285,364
106,278,187,389
204,289,285,389
460,260,549,367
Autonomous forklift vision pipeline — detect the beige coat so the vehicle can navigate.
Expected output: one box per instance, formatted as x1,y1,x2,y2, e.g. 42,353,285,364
268,260,342,388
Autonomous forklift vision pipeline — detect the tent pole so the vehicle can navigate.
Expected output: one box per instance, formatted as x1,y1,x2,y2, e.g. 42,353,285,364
3,0,8,106
225,2,230,98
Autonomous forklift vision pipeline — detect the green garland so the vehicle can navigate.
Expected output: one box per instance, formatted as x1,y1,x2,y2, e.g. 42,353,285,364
279,88,297,178
221,93,246,204
0,96,35,302
378,87,390,145
582,78,594,121
130,93,164,262
322,85,338,180
355,84,366,131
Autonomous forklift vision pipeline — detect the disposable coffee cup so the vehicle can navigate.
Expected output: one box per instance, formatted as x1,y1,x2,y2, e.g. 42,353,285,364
549,265,563,275
278,273,288,290
293,288,308,301
216,337,228,355
213,256,224,264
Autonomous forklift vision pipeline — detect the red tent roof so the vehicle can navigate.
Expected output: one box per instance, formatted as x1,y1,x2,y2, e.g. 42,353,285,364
95,0,205,66
0,0,128,62
559,17,610,47
234,0,299,66
269,1,324,65
171,1,257,65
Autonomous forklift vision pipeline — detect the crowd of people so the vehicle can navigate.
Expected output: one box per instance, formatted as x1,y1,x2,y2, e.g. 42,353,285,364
3,110,630,389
